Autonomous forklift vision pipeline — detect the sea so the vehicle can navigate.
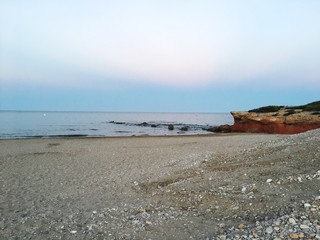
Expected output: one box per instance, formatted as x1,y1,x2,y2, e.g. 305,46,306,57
0,111,234,139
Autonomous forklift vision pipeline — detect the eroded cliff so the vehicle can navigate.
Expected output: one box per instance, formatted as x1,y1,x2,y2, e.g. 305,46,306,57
230,101,320,134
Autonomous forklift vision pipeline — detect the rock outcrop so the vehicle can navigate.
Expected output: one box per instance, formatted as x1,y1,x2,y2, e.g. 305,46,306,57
204,124,232,133
230,103,320,134
231,111,320,134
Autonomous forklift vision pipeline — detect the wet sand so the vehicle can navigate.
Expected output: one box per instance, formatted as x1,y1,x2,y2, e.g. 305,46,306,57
1,131,319,239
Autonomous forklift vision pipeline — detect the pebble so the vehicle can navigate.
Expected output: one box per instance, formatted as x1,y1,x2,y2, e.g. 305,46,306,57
252,232,259,238
265,226,273,234
217,195,319,239
238,223,246,230
70,230,77,234
289,218,296,225
304,203,311,208
218,235,226,240
289,233,304,239
266,179,273,183
300,224,309,229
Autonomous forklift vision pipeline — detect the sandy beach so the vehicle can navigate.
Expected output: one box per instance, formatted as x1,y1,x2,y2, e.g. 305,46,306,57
1,131,320,239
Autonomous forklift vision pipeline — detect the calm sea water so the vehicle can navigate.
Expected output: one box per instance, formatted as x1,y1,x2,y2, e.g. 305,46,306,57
0,111,233,138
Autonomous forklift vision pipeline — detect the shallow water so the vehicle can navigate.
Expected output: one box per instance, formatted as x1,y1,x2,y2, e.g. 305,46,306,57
0,111,233,138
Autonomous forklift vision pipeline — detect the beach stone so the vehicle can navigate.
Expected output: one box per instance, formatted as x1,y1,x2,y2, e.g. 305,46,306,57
265,226,273,234
304,203,311,208
289,233,304,239
289,218,296,225
252,232,259,238
218,235,227,240
145,220,152,225
238,223,246,230
300,224,309,229
273,220,281,226
266,179,273,183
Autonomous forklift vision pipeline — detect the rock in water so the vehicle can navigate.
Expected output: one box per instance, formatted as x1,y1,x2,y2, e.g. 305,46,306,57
179,126,189,131
204,125,231,133
168,124,174,130
138,122,148,127
216,124,231,133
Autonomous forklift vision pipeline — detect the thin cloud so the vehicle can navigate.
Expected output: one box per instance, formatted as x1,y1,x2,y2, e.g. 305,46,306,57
0,1,319,89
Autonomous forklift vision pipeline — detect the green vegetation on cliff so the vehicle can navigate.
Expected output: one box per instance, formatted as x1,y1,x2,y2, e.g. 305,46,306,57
286,101,320,112
248,105,283,113
249,101,320,114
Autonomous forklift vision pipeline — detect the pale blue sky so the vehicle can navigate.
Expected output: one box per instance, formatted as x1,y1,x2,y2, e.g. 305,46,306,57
0,0,319,112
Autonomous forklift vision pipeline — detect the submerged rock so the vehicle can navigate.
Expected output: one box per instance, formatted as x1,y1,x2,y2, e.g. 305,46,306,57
179,126,189,131
168,124,174,130
109,121,125,125
138,122,148,127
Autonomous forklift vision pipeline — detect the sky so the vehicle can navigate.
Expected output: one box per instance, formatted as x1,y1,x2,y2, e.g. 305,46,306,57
0,0,319,112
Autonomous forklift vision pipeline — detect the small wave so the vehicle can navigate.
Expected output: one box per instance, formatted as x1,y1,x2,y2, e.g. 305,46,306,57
52,134,89,138
0,134,89,139
108,121,126,125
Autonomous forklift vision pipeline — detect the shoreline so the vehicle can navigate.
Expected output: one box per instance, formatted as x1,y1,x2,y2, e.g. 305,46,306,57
0,132,276,141
1,130,319,239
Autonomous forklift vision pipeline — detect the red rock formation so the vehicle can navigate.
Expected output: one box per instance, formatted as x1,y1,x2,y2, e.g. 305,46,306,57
231,111,320,134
